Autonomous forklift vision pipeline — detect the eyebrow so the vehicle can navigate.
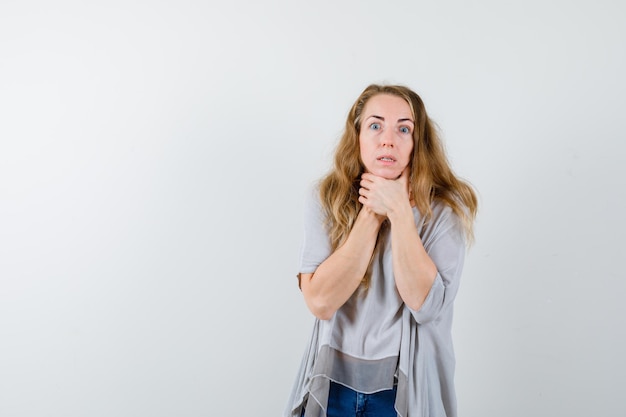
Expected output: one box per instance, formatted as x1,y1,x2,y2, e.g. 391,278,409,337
367,115,414,124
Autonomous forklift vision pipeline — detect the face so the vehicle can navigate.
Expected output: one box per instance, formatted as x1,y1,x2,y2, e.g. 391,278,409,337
359,94,414,179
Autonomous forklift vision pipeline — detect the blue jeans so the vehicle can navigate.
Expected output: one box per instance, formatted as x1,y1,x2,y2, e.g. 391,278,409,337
324,381,398,417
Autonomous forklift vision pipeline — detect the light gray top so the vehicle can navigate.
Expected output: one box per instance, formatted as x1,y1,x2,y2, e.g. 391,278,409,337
285,186,466,417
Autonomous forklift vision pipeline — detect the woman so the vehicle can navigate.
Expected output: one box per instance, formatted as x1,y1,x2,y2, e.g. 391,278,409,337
285,84,478,417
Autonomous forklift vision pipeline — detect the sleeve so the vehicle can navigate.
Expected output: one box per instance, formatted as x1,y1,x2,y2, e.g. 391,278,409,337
298,186,332,274
408,206,466,324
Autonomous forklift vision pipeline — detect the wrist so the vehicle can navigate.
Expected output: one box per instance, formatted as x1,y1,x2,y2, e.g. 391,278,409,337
387,201,414,225
358,206,386,227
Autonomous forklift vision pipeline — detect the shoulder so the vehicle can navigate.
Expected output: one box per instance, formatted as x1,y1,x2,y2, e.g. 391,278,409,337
305,182,321,203
412,199,459,229
419,200,465,247
431,200,458,225
303,182,323,213
302,182,328,228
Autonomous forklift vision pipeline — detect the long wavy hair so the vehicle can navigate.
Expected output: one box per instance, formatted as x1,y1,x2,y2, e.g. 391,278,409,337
319,84,478,254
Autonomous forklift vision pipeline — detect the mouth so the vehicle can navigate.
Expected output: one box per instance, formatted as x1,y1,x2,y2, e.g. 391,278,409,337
377,155,396,162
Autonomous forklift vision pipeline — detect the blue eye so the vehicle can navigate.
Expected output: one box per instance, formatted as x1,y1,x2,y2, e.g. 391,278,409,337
400,126,411,134
370,123,381,130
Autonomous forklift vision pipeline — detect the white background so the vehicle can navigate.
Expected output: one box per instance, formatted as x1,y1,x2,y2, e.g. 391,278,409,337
1,0,625,416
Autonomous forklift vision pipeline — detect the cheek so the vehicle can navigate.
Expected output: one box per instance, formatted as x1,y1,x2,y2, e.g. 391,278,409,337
359,137,372,158
402,143,414,163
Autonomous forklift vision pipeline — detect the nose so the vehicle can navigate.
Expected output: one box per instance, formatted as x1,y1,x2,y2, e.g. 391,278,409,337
380,129,395,147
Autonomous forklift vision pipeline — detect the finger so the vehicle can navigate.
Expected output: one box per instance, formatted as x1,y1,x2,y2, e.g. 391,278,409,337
361,172,375,182
359,178,371,189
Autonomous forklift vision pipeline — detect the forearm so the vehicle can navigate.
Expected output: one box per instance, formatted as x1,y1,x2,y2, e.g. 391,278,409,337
301,208,383,320
388,204,438,311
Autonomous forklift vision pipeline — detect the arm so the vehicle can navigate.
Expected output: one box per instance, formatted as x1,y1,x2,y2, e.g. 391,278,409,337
387,202,438,311
300,206,384,320
359,169,438,311
407,215,465,323
360,170,467,322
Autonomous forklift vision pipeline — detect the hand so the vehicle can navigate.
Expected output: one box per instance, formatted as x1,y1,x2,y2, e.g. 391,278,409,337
358,167,412,217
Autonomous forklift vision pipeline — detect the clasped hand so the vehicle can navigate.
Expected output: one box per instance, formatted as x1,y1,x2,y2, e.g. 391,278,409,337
358,167,414,218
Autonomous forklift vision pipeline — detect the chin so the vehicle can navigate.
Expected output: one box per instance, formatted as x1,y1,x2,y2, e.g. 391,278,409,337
369,167,403,180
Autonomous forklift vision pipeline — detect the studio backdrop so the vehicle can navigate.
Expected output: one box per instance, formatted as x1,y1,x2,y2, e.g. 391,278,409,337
1,1,624,416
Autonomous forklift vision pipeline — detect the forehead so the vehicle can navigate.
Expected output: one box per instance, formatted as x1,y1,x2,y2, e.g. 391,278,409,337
363,94,412,118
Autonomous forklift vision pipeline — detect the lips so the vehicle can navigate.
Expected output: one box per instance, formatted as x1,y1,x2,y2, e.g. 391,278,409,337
377,155,396,162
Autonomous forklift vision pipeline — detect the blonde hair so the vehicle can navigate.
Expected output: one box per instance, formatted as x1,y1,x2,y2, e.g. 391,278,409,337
319,84,478,254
